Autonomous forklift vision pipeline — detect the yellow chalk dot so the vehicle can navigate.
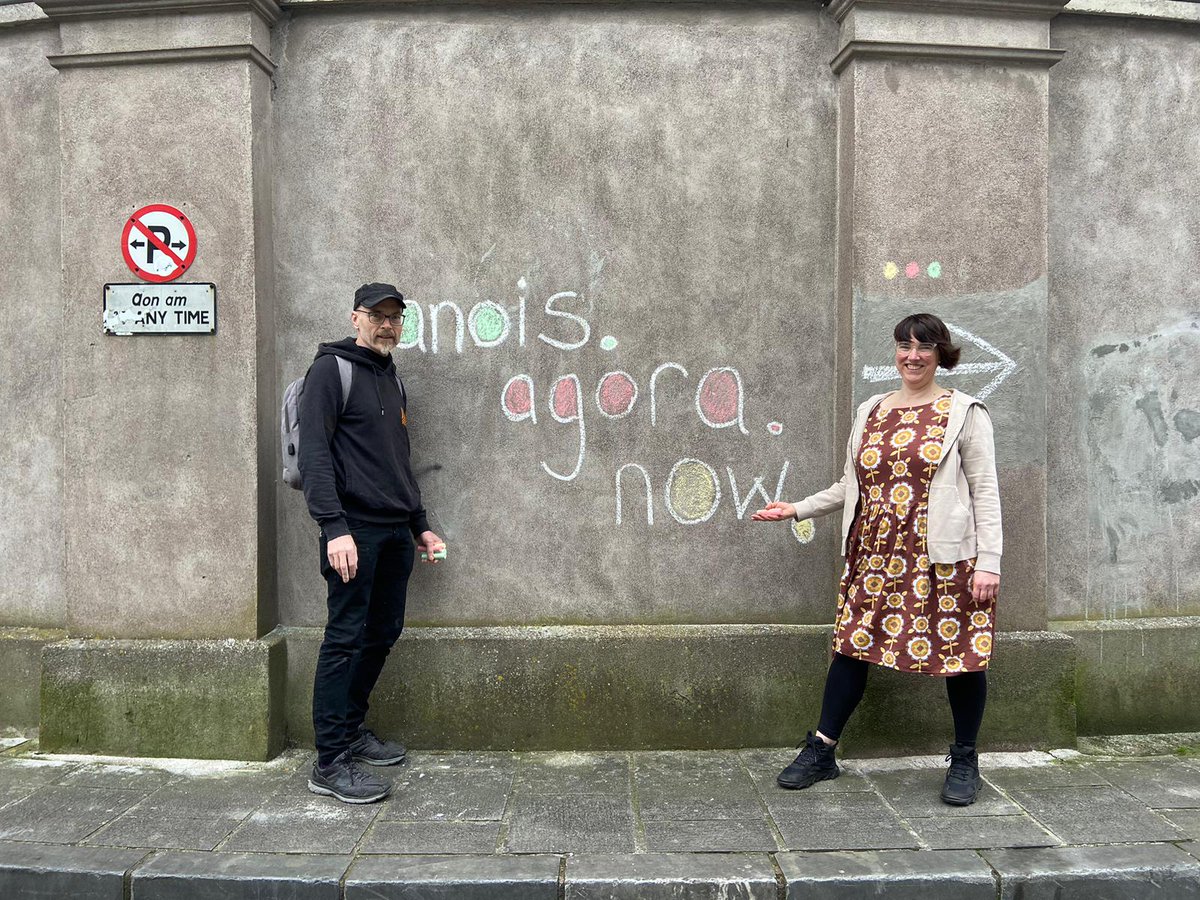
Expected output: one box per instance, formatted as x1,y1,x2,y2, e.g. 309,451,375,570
883,262,899,280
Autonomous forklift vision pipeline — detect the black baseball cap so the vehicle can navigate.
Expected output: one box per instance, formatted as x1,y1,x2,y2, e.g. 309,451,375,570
354,282,406,310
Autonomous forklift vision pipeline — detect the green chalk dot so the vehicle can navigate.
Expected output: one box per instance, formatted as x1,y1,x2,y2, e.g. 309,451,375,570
600,336,618,351
471,305,506,343
927,261,942,279
400,314,419,344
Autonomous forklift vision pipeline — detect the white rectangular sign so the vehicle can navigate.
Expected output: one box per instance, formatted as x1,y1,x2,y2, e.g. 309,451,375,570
103,283,217,335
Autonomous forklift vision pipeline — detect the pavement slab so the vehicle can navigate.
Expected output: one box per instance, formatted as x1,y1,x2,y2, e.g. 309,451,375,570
3,745,1200,897
132,849,351,900
777,848,997,899
565,852,778,900
358,820,502,854
770,791,921,851
641,818,779,852
867,766,1022,818
345,853,560,900
983,843,1200,899
1008,785,1185,844
0,840,147,900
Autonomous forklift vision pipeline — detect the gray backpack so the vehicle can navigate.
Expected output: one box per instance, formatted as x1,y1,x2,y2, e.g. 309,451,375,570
280,356,407,489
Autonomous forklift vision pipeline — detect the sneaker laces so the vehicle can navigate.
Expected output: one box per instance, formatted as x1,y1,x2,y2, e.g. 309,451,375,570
944,750,976,785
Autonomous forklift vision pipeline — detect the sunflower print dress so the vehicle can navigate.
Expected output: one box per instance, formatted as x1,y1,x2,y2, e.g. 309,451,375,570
831,391,994,675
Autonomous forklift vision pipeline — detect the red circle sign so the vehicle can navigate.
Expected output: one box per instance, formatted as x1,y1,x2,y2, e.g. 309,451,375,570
121,204,197,283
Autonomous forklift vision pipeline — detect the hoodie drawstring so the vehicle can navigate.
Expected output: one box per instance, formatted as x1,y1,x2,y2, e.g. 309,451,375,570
374,369,385,416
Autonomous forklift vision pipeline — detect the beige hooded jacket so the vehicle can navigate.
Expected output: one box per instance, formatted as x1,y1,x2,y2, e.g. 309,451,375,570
790,389,1002,574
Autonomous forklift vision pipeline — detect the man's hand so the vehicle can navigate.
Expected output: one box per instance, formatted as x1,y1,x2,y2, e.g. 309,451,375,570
750,501,797,522
417,531,446,564
327,534,358,583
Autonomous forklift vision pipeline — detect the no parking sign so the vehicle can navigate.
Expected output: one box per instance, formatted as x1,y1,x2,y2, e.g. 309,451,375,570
121,203,197,283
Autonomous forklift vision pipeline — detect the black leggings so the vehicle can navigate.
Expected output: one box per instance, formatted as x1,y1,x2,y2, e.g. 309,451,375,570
816,653,988,746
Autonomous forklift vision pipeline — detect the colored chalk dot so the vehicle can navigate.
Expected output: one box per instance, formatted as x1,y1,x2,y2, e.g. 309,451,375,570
883,262,899,280
668,461,720,522
400,313,419,344
792,518,816,544
927,261,942,278
470,305,506,343
768,422,784,436
905,261,920,279
600,335,618,351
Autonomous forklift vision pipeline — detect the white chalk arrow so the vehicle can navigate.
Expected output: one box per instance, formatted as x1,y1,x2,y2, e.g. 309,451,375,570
860,322,1017,400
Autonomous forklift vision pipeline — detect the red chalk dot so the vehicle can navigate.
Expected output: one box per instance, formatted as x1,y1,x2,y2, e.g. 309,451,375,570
698,370,739,426
905,261,920,278
597,372,636,417
552,377,579,419
503,379,531,417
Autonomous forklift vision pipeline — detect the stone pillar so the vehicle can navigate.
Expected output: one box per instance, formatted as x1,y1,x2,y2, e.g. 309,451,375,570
830,0,1067,632
37,0,283,759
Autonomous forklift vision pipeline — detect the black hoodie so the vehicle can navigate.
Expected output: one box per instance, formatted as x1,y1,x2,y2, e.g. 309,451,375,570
297,337,429,542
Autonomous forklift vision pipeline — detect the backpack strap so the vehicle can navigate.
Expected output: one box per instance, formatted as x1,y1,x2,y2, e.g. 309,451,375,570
335,356,353,412
394,372,407,410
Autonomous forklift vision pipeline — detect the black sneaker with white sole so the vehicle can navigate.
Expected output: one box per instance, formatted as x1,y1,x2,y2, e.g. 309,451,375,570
349,727,407,766
308,750,391,804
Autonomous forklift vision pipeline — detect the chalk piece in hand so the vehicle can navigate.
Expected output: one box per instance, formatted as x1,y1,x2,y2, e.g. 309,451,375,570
420,546,447,561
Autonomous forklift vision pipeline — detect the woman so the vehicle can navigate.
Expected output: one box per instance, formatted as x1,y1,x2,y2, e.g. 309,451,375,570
752,312,1001,806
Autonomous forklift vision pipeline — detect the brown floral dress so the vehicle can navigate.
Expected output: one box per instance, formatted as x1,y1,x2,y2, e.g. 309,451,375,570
831,391,995,675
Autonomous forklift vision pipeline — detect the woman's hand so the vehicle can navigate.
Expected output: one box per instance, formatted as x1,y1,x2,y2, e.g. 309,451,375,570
971,570,999,603
750,501,797,522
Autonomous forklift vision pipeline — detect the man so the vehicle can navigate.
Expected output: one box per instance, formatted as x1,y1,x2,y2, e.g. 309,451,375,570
298,281,445,804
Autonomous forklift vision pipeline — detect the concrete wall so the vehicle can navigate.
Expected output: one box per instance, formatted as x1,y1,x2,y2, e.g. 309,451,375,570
1047,16,1200,622
272,2,843,628
0,20,63,630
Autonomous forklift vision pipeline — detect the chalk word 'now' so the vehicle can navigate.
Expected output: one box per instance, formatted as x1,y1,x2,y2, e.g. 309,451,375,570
615,460,791,526
501,363,750,481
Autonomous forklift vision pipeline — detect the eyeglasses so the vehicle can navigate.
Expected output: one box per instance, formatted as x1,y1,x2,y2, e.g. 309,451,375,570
896,341,937,355
360,310,405,326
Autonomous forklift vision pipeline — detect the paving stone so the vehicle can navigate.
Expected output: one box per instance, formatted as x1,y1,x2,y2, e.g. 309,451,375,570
54,764,177,791
771,792,919,851
359,820,501,854
0,785,148,842
1088,759,1200,809
906,814,1058,850
345,854,560,900
982,761,1111,792
132,849,350,900
1161,809,1200,839
0,760,80,807
739,750,876,793
634,752,764,819
217,791,379,854
642,819,778,852
983,843,1200,899
637,788,765,822
565,853,777,899
867,767,1021,818
0,840,147,900
777,848,996,899
406,751,523,774
1009,785,1184,844
505,794,635,853
515,752,630,795
378,767,513,821
132,773,288,819
85,810,244,851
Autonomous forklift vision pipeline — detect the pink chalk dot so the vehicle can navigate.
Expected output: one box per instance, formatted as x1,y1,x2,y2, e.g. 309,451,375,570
768,422,784,435
597,372,636,417
552,377,579,418
905,261,920,279
698,370,740,426
503,379,531,417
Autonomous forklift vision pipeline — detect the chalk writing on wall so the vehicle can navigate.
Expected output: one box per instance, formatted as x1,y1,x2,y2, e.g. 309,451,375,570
401,275,805,531
860,322,1017,400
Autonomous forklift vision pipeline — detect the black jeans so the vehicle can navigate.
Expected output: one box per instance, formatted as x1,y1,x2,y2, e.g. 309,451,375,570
313,520,414,764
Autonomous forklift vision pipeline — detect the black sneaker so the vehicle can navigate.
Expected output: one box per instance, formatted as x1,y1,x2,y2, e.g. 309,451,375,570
777,731,840,789
349,727,407,766
941,743,982,806
308,750,391,803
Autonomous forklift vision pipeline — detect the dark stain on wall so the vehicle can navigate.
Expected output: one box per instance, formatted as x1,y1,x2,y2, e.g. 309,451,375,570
1134,391,1168,446
1175,409,1200,442
1161,480,1200,504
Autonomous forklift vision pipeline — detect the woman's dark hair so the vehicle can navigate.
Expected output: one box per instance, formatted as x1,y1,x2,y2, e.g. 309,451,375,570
893,312,961,370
